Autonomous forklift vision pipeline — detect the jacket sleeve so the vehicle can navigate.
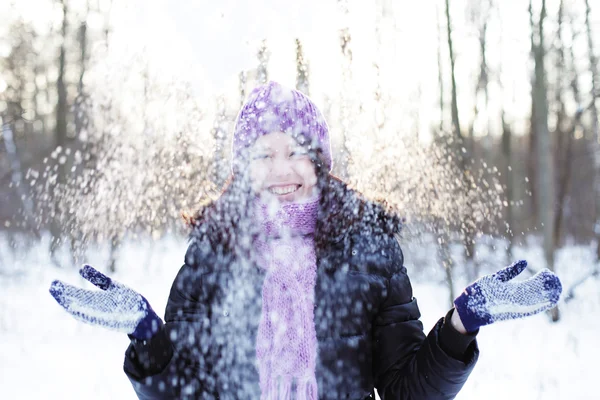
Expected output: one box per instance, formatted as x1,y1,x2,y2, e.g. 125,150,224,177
373,237,479,400
123,239,215,399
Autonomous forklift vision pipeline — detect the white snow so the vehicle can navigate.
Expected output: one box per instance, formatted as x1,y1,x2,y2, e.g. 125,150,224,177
0,233,597,399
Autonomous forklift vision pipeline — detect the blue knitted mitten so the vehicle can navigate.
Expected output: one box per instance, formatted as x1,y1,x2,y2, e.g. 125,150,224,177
49,265,162,340
454,260,562,333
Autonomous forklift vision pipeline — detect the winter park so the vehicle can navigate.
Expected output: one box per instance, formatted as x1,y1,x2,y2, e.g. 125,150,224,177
1,0,599,399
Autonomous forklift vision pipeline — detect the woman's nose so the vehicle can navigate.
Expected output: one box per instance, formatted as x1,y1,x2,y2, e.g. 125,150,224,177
270,155,293,176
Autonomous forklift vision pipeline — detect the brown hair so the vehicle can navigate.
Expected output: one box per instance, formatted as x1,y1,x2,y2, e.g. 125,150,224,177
182,144,401,259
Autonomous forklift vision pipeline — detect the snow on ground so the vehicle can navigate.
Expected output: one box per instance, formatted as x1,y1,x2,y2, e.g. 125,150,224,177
0,233,597,399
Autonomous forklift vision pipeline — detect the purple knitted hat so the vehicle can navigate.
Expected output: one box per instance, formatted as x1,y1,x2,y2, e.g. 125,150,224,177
231,81,332,173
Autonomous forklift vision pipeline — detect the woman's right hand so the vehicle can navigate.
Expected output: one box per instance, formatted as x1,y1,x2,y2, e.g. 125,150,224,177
49,265,163,340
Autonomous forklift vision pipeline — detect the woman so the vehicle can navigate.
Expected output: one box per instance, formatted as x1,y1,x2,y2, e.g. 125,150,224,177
50,81,562,400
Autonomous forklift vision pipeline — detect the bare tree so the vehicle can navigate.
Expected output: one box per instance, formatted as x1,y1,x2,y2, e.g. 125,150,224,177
256,40,270,85
295,38,310,96
372,0,391,135
501,109,514,260
527,2,539,230
337,27,353,180
467,0,492,158
438,229,455,307
239,70,247,107
1,119,36,230
584,0,600,266
0,19,39,233
552,0,577,249
49,0,70,263
436,3,445,135
445,0,462,142
445,0,476,283
211,96,229,189
465,0,493,280
493,1,516,260
77,1,89,93
530,0,559,321
74,0,90,134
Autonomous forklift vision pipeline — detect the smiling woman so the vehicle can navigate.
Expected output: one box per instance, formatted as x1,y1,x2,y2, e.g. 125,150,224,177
49,81,562,400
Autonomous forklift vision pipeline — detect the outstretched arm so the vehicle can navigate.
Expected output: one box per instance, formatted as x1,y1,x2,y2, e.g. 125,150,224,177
123,241,213,399
374,241,562,400
49,265,176,399
372,252,479,400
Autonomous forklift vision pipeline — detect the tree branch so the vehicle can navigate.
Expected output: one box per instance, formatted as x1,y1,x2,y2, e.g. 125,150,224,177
564,266,600,303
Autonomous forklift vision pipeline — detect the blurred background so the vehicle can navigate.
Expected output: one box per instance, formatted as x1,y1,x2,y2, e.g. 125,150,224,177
0,0,599,398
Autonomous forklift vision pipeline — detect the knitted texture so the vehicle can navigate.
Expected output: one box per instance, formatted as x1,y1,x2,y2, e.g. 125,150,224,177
49,265,162,340
454,260,562,333
253,194,320,400
231,81,332,173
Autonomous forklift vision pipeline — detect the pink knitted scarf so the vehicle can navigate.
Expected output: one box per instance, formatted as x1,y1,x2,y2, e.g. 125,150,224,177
253,193,320,400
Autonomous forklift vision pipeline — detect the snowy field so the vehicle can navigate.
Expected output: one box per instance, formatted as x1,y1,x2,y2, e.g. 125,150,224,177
0,233,598,399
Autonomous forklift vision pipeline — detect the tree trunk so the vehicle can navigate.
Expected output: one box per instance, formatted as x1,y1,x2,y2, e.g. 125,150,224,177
528,1,539,229
438,229,455,308
584,0,600,266
257,40,270,85
553,122,574,248
1,119,36,231
103,0,113,47
501,110,514,260
78,4,88,93
212,96,228,188
445,0,475,275
553,0,568,248
532,0,559,321
295,38,310,96
50,0,69,263
74,2,89,141
445,0,461,141
436,3,445,134
337,27,353,180
373,63,386,131
479,11,492,156
108,234,120,273
239,70,246,106
468,11,489,161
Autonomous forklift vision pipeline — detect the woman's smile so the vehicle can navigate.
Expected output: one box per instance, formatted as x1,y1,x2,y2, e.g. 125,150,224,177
268,184,302,196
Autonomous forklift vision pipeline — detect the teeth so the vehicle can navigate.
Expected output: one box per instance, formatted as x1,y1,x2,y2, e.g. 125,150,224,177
269,185,299,195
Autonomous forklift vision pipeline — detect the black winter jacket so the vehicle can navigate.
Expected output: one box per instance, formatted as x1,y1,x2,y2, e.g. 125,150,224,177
123,178,479,399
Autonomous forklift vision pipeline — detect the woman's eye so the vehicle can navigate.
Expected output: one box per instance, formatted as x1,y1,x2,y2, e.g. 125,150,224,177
290,150,308,157
252,154,270,160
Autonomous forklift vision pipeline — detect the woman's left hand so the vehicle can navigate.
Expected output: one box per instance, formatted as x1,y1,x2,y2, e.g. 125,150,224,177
453,260,562,333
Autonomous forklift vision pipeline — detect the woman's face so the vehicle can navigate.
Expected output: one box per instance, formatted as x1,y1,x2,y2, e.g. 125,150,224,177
248,132,318,203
